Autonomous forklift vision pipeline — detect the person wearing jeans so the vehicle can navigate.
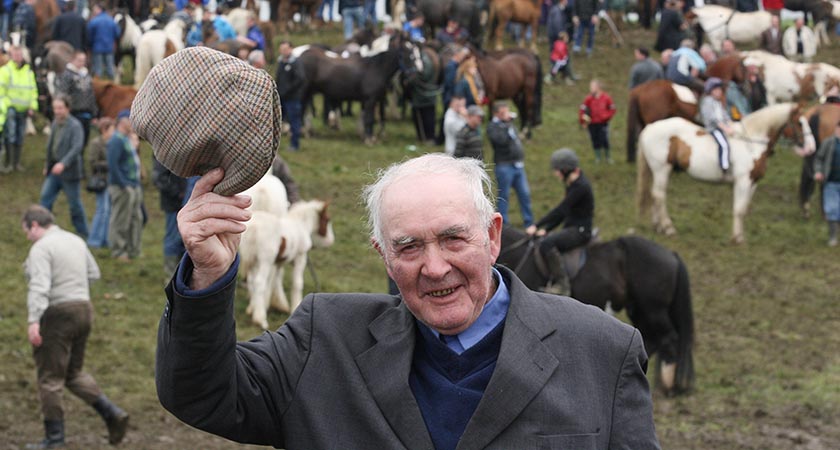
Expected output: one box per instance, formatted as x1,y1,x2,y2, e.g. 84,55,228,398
86,118,114,248
341,0,364,39
572,0,599,55
86,3,120,79
39,96,89,239
487,102,534,226
275,40,306,151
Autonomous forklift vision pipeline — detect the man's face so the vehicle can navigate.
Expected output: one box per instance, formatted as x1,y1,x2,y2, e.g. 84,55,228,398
279,43,292,58
376,172,502,335
467,114,482,128
634,49,643,60
53,100,69,121
771,16,780,28
495,106,510,121
10,48,23,64
722,41,734,53
21,222,37,242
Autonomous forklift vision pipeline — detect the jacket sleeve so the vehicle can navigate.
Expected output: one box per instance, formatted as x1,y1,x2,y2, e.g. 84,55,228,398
156,257,312,447
486,121,508,147
59,121,85,167
106,138,129,187
25,246,52,324
604,94,617,121
608,330,661,450
27,68,37,111
814,137,833,176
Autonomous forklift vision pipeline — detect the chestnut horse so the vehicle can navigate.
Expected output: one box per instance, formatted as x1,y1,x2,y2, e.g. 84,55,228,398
626,55,747,162
92,79,137,118
487,0,541,52
626,80,699,163
475,47,543,136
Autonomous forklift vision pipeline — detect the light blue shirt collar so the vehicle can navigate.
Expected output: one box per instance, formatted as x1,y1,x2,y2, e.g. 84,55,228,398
426,267,510,355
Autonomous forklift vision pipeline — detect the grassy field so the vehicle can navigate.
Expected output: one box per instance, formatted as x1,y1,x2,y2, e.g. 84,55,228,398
1,22,839,449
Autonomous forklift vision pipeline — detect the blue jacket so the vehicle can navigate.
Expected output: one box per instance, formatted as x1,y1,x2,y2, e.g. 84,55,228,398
213,17,237,41
106,131,139,188
247,25,265,50
87,12,121,54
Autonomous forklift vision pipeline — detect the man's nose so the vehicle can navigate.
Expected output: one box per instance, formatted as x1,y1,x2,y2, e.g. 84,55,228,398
420,244,451,279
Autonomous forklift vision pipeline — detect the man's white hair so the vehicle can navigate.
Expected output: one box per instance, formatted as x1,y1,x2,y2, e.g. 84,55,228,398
362,154,496,248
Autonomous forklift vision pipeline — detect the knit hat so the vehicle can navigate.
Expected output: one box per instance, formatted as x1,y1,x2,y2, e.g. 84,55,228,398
131,47,281,196
704,77,723,94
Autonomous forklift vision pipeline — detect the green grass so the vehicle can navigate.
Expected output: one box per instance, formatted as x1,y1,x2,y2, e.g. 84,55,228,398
1,23,839,449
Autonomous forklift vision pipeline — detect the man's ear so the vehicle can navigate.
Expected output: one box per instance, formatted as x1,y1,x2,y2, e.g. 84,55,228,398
372,238,394,278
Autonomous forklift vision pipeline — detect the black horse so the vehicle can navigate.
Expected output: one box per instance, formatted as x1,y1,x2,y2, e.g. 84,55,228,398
298,33,421,143
498,226,695,395
412,0,486,47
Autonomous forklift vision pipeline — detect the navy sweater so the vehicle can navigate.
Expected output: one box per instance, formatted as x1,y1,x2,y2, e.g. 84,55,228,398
409,320,505,450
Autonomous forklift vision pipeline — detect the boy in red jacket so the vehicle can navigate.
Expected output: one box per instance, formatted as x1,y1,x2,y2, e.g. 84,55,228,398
546,32,572,85
579,79,617,163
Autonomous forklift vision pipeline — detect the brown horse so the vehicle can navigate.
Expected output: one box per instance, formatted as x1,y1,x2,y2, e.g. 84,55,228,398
799,102,840,214
475,47,543,136
34,0,60,53
487,0,541,52
626,79,699,163
92,79,137,119
273,0,320,33
706,54,747,83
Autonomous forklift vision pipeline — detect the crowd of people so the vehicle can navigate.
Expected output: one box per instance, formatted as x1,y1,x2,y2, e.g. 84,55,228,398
10,0,840,448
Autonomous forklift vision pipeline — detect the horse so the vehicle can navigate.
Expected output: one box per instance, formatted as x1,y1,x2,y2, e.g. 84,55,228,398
240,200,334,329
297,33,422,144
685,6,773,52
797,102,840,215
626,80,699,163
487,0,541,52
92,79,138,118
705,54,747,84
498,226,695,396
272,0,320,32
413,0,484,46
33,0,61,55
134,18,187,88
474,47,543,136
741,50,840,105
115,12,144,83
636,103,815,243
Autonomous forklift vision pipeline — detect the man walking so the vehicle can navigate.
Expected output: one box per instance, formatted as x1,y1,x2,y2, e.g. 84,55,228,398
39,96,89,239
275,40,305,151
487,102,534,226
21,204,129,449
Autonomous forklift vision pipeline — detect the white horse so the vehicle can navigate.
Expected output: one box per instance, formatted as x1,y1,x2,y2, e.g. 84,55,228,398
241,169,289,217
226,7,253,36
687,6,773,52
240,200,335,329
636,103,815,244
114,13,143,83
741,50,840,104
134,19,187,88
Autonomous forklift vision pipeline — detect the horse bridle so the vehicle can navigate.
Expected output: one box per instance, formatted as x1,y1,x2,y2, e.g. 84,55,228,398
731,114,811,148
499,235,537,274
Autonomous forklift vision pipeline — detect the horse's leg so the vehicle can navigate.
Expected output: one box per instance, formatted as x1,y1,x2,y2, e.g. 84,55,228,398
651,168,676,235
290,253,308,312
269,264,290,314
363,99,375,144
247,261,273,330
529,17,539,53
731,177,753,244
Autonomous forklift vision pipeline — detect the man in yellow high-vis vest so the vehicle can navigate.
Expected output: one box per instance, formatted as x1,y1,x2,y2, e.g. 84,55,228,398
0,45,37,173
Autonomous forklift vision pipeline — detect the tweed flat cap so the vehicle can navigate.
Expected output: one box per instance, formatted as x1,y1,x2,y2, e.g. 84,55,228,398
131,47,281,196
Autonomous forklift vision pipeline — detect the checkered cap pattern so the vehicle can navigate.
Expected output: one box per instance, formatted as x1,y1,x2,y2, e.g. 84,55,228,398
131,47,281,196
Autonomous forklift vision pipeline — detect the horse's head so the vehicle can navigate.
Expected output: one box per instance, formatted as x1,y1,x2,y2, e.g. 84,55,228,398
394,34,424,78
781,104,816,156
313,200,335,248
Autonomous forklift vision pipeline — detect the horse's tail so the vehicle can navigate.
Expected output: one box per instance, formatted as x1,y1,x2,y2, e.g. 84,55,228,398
635,132,654,220
134,41,152,89
669,252,695,394
532,53,543,127
626,91,642,163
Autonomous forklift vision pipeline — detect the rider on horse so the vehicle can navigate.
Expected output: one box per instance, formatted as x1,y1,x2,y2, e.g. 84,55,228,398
701,77,736,173
525,149,594,295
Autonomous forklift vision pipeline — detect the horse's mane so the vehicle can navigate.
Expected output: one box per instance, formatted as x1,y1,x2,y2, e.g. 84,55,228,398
740,103,795,135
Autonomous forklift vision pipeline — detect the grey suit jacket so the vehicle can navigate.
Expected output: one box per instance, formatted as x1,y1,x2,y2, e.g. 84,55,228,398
156,265,660,450
45,115,85,182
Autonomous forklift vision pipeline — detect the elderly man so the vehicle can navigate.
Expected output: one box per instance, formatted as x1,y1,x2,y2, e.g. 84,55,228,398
760,14,783,55
155,154,660,449
21,205,128,448
783,16,818,62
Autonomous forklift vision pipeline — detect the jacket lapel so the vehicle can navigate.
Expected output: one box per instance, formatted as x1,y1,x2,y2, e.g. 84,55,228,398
457,269,560,450
355,303,434,450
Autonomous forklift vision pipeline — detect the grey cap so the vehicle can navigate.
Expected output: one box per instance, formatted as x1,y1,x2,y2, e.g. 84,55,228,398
550,148,579,172
466,105,485,117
